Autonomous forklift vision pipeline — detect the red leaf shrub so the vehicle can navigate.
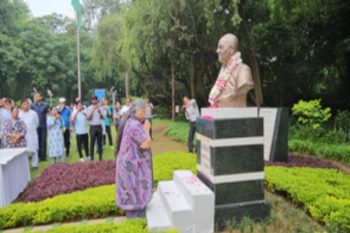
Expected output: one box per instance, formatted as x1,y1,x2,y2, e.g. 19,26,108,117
18,161,116,202
265,154,339,169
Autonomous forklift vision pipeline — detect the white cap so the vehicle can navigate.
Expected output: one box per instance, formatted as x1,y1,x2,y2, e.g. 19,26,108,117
59,97,66,103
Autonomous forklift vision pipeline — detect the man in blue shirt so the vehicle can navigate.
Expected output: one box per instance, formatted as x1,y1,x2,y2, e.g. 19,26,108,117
31,92,49,161
57,97,71,157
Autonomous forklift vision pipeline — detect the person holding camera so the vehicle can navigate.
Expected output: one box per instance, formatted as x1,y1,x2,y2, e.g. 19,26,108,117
182,96,200,153
87,96,106,161
71,101,89,161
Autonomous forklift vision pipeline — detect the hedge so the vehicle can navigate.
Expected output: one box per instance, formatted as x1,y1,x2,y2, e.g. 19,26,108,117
155,119,189,145
265,167,350,232
157,119,350,164
0,151,196,230
0,185,120,230
289,139,350,163
27,219,178,233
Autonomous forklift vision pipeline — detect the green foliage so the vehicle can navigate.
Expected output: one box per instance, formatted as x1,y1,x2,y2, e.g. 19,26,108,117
334,110,350,142
292,99,332,130
288,139,350,163
27,219,178,233
153,151,196,185
265,166,350,233
0,185,122,230
0,151,196,230
157,120,189,144
153,106,172,119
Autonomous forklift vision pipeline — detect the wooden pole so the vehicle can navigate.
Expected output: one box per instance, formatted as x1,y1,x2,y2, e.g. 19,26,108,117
125,72,129,98
171,64,176,121
190,53,196,98
76,28,81,99
239,3,263,106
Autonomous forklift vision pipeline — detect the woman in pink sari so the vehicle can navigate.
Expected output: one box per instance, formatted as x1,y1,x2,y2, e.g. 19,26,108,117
115,99,153,218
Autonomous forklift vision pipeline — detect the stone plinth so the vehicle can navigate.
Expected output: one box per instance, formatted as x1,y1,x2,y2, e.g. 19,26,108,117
196,112,270,231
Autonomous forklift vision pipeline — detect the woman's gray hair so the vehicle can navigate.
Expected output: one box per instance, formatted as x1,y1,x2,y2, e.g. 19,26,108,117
129,99,146,114
116,98,146,155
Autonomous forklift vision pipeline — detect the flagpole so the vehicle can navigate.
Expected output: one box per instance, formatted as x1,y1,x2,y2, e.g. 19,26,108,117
76,23,81,99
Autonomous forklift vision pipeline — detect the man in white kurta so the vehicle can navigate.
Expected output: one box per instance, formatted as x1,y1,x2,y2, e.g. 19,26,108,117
19,99,39,169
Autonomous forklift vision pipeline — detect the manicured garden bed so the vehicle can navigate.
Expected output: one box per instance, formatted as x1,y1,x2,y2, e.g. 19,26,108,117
266,154,339,169
0,152,195,230
19,161,116,202
156,119,350,164
289,139,350,164
19,151,196,203
266,167,350,232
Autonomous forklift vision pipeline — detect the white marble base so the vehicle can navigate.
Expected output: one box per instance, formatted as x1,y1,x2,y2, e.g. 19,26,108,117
147,170,215,233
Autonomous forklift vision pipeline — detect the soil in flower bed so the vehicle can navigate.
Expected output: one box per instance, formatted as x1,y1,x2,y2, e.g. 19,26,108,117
18,161,116,202
265,153,339,169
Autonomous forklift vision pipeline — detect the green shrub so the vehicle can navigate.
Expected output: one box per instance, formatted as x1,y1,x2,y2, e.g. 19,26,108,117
0,185,121,230
27,219,178,233
155,119,189,144
292,99,331,130
153,106,172,119
288,139,350,163
0,151,196,230
334,110,350,142
153,151,196,184
265,166,350,233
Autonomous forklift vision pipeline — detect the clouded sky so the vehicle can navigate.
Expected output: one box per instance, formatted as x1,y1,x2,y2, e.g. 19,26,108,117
24,0,75,19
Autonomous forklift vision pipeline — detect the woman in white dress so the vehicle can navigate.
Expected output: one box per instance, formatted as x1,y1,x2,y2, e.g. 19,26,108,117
47,106,65,163
19,99,39,170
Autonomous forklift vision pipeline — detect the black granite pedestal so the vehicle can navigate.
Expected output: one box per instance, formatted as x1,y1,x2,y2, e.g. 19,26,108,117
196,116,270,231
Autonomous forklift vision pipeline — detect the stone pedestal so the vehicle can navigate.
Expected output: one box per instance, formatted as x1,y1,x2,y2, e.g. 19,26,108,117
201,107,288,162
196,113,270,231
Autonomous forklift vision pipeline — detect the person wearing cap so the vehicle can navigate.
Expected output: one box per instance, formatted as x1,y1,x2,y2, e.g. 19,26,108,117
0,99,13,148
87,96,106,161
57,97,71,157
31,92,49,161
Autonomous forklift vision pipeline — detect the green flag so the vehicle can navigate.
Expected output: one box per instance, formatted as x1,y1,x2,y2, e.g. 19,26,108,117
71,0,83,30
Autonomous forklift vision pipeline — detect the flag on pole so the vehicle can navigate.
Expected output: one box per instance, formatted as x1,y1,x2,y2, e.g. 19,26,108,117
71,0,83,30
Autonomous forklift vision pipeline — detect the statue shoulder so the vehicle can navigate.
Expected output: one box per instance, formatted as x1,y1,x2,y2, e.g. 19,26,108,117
238,63,252,77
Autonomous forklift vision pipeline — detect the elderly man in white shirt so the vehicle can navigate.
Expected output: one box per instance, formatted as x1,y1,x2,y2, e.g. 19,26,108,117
183,96,200,153
19,98,39,169
120,98,132,116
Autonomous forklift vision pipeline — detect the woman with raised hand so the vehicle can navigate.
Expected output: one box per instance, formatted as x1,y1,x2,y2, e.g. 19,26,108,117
47,106,65,163
115,99,153,219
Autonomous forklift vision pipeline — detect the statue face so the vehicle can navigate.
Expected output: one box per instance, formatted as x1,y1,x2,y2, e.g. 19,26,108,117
216,37,233,65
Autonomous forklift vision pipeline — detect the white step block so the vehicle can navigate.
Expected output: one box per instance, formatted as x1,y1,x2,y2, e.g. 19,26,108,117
146,192,172,231
174,170,215,233
158,181,194,233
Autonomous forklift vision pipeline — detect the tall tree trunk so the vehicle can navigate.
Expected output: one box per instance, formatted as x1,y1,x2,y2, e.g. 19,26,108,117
239,3,264,106
124,71,129,98
171,64,176,121
190,53,196,98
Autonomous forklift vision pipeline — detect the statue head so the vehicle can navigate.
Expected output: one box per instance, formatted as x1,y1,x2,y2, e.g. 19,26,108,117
216,33,239,66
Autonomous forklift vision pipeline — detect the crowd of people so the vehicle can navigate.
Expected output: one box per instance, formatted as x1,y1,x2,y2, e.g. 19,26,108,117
0,93,154,170
0,91,200,221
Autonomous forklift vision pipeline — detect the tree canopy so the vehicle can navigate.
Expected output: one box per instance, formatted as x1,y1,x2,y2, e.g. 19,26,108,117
0,0,348,110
